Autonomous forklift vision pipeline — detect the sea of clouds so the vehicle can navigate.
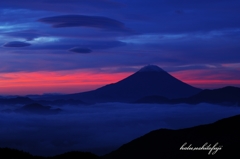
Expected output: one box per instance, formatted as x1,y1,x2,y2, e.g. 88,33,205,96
0,103,240,156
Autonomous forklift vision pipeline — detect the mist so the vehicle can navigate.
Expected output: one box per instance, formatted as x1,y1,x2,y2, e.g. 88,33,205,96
0,103,240,156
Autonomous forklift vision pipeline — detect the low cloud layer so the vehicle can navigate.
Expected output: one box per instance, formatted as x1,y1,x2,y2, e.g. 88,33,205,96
0,103,240,156
3,41,31,47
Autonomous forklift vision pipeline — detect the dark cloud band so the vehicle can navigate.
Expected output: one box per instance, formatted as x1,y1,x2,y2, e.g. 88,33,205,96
69,47,92,53
3,41,31,47
38,15,131,32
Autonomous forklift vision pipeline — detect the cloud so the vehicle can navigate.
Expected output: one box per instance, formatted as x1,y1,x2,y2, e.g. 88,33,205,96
2,41,31,47
4,30,46,41
14,40,127,52
38,15,131,32
0,103,240,156
0,0,240,84
69,47,92,53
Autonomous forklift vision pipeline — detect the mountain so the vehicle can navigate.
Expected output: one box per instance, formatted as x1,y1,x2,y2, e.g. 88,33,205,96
16,103,62,114
0,95,87,106
134,95,170,104
50,151,99,159
185,86,240,105
0,148,99,159
63,65,201,103
135,86,240,106
38,99,87,106
0,96,34,105
103,114,240,159
0,148,35,159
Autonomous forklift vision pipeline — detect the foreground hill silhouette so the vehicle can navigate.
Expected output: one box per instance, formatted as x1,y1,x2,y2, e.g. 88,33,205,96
1,114,240,158
135,86,240,106
0,148,99,159
103,114,240,159
62,65,201,103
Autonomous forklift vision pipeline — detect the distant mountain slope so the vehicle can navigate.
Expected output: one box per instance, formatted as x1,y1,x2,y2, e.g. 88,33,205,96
185,86,240,105
0,96,87,106
16,103,62,114
135,86,240,106
0,148,99,159
0,97,34,105
50,151,99,159
135,95,169,104
64,65,201,103
0,148,34,159
103,114,240,159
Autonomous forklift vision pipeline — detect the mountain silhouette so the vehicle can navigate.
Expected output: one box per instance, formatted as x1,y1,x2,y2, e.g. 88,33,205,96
185,86,240,105
16,103,62,114
135,86,240,106
0,148,99,159
63,65,201,103
103,114,240,159
134,95,170,104
0,96,34,105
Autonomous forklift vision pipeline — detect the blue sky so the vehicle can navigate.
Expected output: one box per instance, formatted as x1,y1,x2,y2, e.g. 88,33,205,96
0,0,240,94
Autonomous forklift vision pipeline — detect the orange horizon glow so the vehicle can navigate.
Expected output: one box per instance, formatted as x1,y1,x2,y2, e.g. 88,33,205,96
171,70,240,89
0,69,239,95
0,70,132,95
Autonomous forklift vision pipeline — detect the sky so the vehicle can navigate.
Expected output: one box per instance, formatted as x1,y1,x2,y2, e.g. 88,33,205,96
0,0,240,95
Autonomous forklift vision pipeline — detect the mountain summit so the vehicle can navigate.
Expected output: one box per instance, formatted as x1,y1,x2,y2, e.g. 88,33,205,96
65,65,201,103
138,65,164,72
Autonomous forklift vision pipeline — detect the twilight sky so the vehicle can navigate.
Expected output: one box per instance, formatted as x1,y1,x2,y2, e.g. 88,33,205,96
0,0,240,95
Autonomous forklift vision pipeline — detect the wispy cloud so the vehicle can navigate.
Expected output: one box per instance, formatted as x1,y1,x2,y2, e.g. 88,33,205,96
3,30,47,41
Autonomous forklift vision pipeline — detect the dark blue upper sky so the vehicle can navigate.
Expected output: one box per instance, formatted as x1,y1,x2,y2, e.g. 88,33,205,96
0,0,240,94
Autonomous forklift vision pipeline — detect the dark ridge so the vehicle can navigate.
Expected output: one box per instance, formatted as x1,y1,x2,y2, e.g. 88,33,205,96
0,96,34,105
50,151,99,159
0,147,35,159
16,103,62,114
1,115,240,159
135,86,240,106
186,86,240,105
37,99,88,106
0,148,99,159
21,103,51,110
103,114,240,159
0,95,88,106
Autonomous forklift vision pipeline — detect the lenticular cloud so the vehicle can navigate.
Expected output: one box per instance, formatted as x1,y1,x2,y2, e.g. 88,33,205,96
38,15,131,32
69,47,92,53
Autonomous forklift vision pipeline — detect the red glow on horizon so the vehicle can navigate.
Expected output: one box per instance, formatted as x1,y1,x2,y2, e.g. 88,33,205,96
0,69,239,95
171,70,240,89
0,70,132,95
